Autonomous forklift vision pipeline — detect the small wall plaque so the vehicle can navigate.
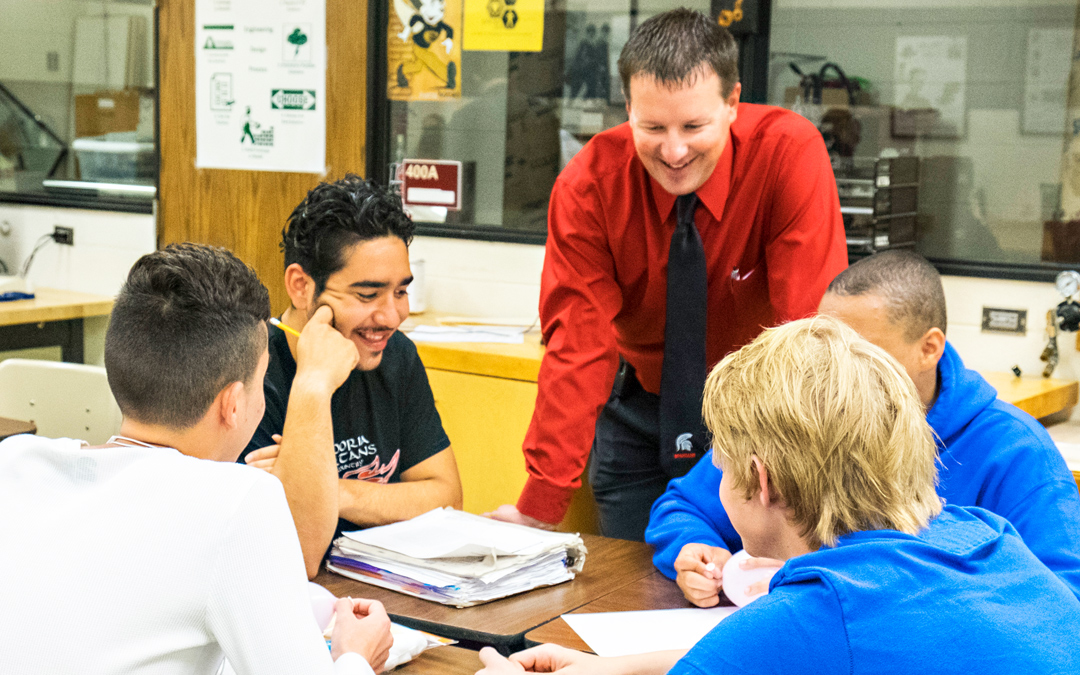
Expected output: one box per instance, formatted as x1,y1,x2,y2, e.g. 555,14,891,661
981,307,1027,335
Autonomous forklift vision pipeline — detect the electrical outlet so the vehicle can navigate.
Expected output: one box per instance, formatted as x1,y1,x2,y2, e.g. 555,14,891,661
52,226,74,245
46,51,59,72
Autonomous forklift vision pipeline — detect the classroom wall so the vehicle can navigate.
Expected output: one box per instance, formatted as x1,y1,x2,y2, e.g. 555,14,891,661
0,203,156,365
413,236,1080,414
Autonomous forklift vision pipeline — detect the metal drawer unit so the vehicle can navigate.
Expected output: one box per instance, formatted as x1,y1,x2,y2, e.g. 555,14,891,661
835,156,919,259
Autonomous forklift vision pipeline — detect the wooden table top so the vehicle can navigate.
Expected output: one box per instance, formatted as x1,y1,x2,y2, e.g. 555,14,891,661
398,645,480,674
524,571,693,652
0,416,35,440
0,287,114,327
313,534,657,648
982,372,1079,420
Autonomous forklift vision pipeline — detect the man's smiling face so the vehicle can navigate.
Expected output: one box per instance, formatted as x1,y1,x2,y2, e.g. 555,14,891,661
311,236,412,371
627,67,740,196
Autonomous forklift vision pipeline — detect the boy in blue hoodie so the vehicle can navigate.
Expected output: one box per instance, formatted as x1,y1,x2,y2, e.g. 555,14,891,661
478,316,1080,675
646,251,1080,605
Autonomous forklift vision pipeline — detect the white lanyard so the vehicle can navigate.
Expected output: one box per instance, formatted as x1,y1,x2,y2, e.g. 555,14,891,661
105,435,165,449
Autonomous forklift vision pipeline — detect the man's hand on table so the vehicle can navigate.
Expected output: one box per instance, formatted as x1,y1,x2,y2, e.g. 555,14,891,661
330,597,393,672
484,505,557,531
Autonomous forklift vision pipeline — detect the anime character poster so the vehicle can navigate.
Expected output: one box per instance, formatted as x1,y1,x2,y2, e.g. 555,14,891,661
388,0,463,101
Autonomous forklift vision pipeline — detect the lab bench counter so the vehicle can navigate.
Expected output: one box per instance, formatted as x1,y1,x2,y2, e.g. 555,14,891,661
0,287,114,363
0,287,113,327
982,372,1079,421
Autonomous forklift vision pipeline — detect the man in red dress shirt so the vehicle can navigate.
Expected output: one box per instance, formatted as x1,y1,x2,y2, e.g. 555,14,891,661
488,9,847,540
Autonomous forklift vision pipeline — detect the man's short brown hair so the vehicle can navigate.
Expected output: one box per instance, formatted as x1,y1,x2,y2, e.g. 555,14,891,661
617,8,739,99
703,315,942,549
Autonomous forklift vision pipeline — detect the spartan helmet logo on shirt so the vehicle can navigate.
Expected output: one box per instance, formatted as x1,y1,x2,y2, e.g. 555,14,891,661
676,433,694,453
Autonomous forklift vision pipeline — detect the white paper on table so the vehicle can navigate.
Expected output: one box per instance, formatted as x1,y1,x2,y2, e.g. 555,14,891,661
342,508,575,559
405,325,526,344
562,607,738,657
1055,441,1080,473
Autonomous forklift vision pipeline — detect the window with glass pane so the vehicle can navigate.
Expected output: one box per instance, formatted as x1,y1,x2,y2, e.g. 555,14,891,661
768,0,1080,277
0,0,156,202
383,0,718,240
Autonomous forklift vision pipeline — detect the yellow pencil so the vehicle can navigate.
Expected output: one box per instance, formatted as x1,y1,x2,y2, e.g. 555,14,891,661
269,317,301,338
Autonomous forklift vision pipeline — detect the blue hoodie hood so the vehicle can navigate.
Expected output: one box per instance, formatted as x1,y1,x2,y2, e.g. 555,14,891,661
925,342,997,448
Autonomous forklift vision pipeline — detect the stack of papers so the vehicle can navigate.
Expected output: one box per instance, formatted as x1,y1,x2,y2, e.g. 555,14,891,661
326,508,587,608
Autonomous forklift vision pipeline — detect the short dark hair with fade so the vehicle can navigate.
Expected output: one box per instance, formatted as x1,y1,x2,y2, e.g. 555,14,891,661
105,243,271,429
826,250,947,342
617,8,739,100
282,174,414,297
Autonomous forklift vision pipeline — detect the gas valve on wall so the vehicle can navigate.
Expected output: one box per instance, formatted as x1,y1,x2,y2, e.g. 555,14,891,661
1042,271,1080,378
1056,271,1080,332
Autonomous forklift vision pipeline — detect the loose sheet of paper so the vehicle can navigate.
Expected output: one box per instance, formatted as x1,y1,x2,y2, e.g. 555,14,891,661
562,607,737,657
406,325,526,344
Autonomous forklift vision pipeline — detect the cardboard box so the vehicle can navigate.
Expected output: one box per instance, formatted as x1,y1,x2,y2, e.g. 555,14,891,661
75,90,141,138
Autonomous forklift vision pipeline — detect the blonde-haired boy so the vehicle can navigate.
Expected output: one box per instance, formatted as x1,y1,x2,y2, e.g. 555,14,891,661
477,316,1080,675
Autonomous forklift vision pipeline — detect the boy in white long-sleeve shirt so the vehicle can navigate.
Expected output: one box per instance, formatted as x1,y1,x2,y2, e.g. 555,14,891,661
0,243,391,675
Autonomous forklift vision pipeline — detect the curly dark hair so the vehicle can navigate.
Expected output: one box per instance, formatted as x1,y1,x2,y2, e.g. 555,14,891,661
105,243,271,429
282,174,415,296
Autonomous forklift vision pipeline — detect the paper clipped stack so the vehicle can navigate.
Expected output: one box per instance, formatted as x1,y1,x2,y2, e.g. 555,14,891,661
327,508,587,608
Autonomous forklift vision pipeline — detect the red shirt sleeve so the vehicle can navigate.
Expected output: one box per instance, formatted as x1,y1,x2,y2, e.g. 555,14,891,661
517,179,623,524
763,127,847,321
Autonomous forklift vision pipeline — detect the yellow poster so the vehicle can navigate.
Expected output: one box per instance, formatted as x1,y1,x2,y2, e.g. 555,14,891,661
388,0,462,101
463,0,543,52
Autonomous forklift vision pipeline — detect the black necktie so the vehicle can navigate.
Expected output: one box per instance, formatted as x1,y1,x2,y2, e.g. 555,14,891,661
659,193,708,478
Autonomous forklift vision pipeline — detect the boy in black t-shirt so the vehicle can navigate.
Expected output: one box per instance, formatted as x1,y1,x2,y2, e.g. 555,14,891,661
241,175,462,579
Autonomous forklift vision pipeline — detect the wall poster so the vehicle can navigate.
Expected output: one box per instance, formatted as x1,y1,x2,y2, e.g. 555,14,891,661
893,36,967,138
389,0,463,101
195,0,326,173
1024,27,1072,135
463,0,544,52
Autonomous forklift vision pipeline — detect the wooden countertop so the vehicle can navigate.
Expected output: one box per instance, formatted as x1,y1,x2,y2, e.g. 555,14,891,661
0,287,114,327
981,372,1079,420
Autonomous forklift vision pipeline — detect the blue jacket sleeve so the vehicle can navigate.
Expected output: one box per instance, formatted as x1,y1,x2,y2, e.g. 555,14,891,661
966,402,1080,600
645,449,743,579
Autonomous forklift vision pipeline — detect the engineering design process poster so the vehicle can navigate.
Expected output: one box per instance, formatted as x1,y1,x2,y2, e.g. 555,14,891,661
195,0,326,173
